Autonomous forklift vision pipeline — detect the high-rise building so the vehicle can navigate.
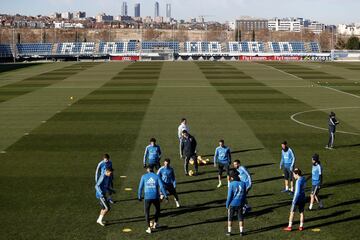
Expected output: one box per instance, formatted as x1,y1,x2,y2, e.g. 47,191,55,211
236,17,268,32
154,2,160,17
134,3,141,17
268,18,301,32
122,2,128,16
61,12,73,19
166,3,171,18
74,11,86,19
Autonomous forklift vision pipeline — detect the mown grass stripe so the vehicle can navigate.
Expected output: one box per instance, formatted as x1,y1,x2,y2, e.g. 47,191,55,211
0,62,100,103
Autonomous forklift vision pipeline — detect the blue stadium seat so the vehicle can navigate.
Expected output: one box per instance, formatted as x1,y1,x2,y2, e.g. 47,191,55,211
309,42,320,53
0,44,13,57
185,42,221,53
16,43,53,56
240,42,250,53
57,42,95,55
289,42,305,53
141,41,179,52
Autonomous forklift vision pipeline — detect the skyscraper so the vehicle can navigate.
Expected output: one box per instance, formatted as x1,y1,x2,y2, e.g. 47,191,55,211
154,1,160,17
134,3,141,17
166,3,171,18
122,1,128,16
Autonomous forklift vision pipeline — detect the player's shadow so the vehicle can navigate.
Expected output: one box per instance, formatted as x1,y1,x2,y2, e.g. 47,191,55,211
324,199,360,210
252,176,283,184
161,199,226,218
334,143,360,149
246,163,275,169
177,176,218,185
246,210,350,235
201,147,265,158
177,188,216,195
253,193,333,210
160,216,228,231
247,193,274,199
322,178,360,188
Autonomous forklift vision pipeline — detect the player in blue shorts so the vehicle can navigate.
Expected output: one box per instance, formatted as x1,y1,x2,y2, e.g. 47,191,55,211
233,160,252,214
95,167,114,226
284,168,306,232
214,139,232,188
143,138,162,170
280,141,296,194
309,153,323,210
226,170,247,236
157,158,180,208
95,154,114,204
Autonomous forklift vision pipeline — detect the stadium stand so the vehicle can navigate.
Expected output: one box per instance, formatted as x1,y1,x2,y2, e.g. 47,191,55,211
0,44,13,57
289,42,306,53
267,41,318,53
1,41,324,61
141,41,180,52
57,42,95,55
228,42,265,53
184,42,222,53
16,43,53,56
99,41,139,54
309,42,321,53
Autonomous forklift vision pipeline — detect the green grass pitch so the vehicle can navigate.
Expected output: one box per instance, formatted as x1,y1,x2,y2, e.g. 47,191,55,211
0,61,359,240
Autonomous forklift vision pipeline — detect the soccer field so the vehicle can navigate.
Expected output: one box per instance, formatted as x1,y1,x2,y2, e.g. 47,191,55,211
0,61,359,240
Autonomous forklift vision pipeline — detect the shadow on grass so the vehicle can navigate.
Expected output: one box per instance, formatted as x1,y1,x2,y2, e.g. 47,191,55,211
247,210,350,235
177,188,215,195
325,199,360,210
246,163,275,169
335,143,360,149
177,176,218,185
248,193,275,199
253,176,283,184
201,147,265,158
323,178,360,188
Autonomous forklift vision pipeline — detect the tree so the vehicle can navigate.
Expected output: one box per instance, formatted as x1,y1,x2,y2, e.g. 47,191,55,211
252,29,255,41
335,37,346,50
235,29,241,42
346,36,360,50
143,28,162,41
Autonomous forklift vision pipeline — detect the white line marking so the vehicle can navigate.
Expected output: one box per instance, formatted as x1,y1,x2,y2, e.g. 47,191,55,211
290,106,360,136
261,64,303,80
260,63,360,100
322,86,360,99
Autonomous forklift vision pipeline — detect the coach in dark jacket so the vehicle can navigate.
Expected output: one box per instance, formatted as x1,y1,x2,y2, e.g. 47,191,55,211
180,130,198,176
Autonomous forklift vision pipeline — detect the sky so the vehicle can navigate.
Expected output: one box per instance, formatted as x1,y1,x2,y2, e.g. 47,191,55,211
1,0,359,24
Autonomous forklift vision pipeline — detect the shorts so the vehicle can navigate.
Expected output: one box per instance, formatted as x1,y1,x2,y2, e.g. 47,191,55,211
283,168,293,181
290,199,305,213
218,163,230,176
228,205,244,222
164,184,176,195
148,162,161,170
99,197,111,211
311,185,321,195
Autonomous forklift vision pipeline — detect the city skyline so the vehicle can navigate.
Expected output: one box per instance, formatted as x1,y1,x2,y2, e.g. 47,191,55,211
1,0,360,24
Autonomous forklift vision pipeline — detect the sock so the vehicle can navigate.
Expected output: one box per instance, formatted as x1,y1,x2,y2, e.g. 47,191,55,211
285,186,289,190
309,204,313,209
290,187,294,192
240,227,244,233
288,222,292,228
97,215,103,222
228,226,232,233
300,222,304,228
